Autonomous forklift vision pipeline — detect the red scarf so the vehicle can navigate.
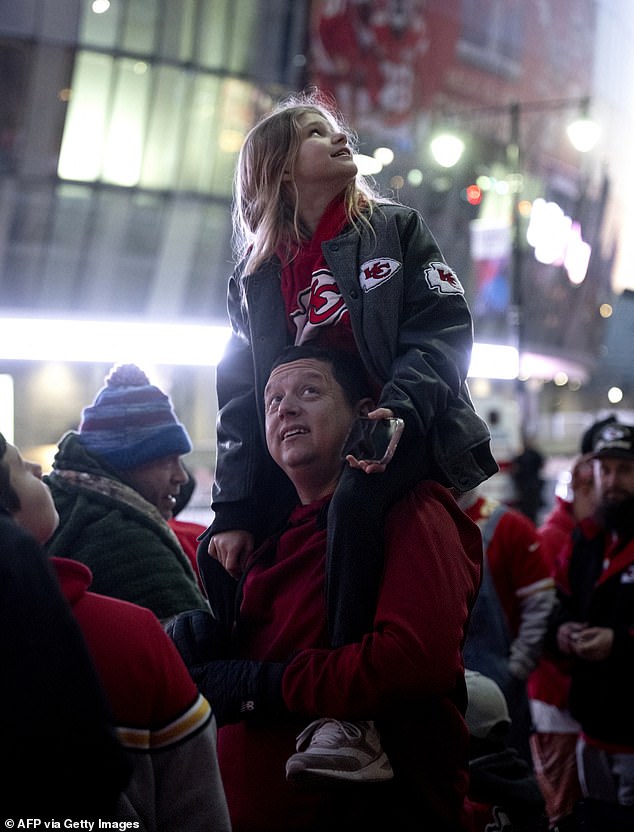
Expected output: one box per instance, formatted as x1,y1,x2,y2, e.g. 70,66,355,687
279,196,356,353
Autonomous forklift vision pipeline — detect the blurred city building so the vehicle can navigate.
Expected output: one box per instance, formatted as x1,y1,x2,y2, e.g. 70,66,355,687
1,0,633,512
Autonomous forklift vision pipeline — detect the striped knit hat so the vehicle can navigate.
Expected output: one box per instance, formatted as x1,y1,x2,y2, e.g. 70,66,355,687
78,364,192,470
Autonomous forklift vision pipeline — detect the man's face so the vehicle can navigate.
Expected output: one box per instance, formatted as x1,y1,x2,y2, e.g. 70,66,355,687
124,454,189,519
3,442,59,544
264,358,361,491
597,456,634,508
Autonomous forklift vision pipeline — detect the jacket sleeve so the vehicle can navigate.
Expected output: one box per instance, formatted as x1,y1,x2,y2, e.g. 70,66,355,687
211,266,265,534
370,208,475,435
151,713,231,832
494,510,557,679
211,264,298,537
280,483,482,716
329,207,496,491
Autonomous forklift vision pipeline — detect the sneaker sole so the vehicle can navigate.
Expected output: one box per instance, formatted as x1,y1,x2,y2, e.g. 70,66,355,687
286,754,394,785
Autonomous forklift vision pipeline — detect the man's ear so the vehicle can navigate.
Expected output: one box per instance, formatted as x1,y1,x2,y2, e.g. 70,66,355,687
357,397,374,417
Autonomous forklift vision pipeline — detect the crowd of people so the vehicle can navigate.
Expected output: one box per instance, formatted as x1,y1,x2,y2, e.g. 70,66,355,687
2,90,632,831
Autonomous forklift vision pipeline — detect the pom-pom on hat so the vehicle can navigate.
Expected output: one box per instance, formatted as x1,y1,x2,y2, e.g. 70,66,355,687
78,364,192,470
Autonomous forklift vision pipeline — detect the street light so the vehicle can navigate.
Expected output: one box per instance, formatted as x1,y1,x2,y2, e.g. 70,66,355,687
430,97,600,432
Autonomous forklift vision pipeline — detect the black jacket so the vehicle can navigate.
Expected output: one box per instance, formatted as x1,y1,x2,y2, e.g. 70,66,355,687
212,204,497,538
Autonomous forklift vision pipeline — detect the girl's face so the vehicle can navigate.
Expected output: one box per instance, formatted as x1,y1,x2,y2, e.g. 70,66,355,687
3,442,59,544
291,111,358,198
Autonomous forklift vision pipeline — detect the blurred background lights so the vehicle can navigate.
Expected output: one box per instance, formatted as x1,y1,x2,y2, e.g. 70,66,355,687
354,153,383,175
463,184,482,206
92,0,110,13
0,375,14,443
406,168,424,186
553,371,569,386
0,318,520,383
607,386,624,404
0,318,232,367
373,146,394,166
566,116,601,153
430,133,465,168
599,303,613,318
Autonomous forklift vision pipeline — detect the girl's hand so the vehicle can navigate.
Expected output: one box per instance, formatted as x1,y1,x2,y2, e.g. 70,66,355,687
345,407,395,474
208,530,254,580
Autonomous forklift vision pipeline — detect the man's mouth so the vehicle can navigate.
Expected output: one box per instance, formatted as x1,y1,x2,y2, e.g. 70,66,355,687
281,427,308,441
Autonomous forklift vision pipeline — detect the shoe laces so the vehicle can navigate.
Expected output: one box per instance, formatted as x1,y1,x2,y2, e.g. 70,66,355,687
296,718,370,750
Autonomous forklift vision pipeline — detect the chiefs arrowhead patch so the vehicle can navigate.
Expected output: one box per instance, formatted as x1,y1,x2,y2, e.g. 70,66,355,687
424,262,464,295
359,258,402,292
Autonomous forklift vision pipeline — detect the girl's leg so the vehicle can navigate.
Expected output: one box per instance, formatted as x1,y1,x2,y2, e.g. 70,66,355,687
326,434,429,647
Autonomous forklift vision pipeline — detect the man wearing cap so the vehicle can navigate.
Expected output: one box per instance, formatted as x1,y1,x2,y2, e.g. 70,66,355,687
45,364,208,622
463,670,546,832
548,421,634,827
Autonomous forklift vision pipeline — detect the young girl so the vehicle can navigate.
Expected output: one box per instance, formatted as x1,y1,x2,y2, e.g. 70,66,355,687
202,90,497,779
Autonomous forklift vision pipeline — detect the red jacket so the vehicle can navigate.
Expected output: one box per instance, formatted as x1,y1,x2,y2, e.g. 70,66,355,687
52,557,230,830
217,481,482,831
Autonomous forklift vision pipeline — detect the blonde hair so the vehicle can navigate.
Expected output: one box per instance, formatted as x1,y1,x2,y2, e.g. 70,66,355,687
232,90,382,276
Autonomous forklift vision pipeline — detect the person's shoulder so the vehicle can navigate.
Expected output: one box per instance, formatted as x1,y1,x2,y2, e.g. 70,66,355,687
369,202,420,226
73,588,200,704
391,479,470,525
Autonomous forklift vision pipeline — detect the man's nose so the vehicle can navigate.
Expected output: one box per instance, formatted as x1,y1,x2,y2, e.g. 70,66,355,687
278,395,299,417
26,461,43,479
173,460,188,482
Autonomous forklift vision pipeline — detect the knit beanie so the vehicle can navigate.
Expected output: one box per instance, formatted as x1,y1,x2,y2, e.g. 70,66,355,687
78,364,192,470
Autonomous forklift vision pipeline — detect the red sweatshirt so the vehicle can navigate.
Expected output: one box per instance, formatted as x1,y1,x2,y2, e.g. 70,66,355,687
217,481,482,831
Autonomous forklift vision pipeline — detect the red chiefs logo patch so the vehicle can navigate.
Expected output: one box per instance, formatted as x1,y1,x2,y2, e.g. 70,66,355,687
359,258,401,292
424,262,464,295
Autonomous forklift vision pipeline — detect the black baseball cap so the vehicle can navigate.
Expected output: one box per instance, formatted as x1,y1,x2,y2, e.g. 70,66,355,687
592,423,634,460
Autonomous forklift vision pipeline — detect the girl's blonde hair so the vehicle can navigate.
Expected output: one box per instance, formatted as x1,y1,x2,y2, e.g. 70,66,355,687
232,90,382,276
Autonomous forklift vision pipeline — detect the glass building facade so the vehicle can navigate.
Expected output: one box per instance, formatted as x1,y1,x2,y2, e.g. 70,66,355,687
0,0,309,321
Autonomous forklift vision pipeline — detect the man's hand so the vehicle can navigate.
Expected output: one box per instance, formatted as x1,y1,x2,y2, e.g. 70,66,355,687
166,609,230,666
557,620,588,655
570,454,597,521
208,529,254,579
569,626,614,661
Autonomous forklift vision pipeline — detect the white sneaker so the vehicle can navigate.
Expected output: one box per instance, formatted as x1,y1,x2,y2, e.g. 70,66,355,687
285,718,394,784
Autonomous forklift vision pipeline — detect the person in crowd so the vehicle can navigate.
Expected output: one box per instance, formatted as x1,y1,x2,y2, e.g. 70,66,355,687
464,670,547,832
203,88,496,765
529,450,599,831
169,344,482,831
44,363,208,622
459,485,556,764
0,431,231,829
547,420,634,831
1,436,130,819
511,435,545,523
